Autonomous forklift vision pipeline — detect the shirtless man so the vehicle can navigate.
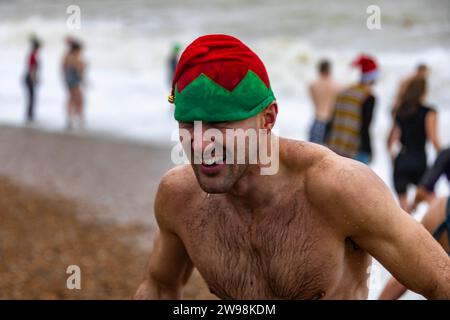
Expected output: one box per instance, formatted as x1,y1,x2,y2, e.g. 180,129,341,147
134,35,450,300
308,60,340,144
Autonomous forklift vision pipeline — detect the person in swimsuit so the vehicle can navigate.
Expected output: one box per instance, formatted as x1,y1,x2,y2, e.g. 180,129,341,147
62,38,85,130
387,78,441,212
379,196,450,299
24,36,41,123
412,148,450,210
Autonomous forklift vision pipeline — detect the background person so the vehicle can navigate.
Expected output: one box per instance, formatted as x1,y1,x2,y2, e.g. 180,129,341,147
23,35,41,123
387,78,441,212
308,59,340,144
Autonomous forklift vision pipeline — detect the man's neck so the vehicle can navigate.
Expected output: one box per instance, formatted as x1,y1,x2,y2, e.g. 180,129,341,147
226,160,286,212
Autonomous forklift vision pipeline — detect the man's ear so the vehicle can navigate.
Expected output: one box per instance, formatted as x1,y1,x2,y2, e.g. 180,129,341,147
262,101,278,130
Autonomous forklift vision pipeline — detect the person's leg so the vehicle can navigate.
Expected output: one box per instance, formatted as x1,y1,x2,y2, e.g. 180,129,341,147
309,119,326,144
398,193,409,212
73,86,84,128
66,89,75,130
309,120,318,142
410,154,428,212
393,155,410,212
26,77,34,122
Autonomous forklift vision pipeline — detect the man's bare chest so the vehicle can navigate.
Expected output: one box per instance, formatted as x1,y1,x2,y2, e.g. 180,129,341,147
179,193,343,299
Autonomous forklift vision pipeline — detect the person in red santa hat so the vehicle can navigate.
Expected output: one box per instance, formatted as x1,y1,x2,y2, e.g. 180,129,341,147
327,54,379,164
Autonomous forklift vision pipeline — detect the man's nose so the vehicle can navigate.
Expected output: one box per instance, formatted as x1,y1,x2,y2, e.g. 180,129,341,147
192,135,216,154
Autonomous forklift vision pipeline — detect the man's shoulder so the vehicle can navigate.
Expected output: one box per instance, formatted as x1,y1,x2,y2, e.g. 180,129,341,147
157,165,200,199
310,151,373,189
288,144,387,227
292,143,378,206
154,165,203,228
281,138,338,174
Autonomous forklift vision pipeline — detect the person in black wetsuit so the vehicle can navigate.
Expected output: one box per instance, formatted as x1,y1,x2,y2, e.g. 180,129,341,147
387,78,441,212
411,148,450,210
378,196,450,299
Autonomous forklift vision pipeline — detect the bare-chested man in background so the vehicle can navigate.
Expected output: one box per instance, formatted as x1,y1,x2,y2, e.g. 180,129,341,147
134,35,450,300
308,59,340,144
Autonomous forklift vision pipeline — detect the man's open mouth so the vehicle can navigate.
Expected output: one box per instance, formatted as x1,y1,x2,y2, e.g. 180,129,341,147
202,155,225,167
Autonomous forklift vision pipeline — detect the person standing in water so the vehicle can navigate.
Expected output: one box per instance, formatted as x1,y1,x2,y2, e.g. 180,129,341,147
327,55,378,164
24,36,41,123
308,59,340,144
62,38,86,130
387,78,441,212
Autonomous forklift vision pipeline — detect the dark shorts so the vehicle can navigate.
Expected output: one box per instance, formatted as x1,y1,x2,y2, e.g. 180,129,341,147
393,152,427,194
309,119,328,145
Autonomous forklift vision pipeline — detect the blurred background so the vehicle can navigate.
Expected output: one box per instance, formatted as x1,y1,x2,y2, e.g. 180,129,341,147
0,0,449,299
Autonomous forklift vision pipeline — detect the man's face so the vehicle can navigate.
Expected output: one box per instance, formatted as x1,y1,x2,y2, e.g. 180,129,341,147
179,115,261,194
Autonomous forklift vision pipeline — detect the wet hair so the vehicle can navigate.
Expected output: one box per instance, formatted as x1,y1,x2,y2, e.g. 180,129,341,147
318,59,330,75
30,36,41,50
70,41,82,53
397,78,427,118
417,63,428,73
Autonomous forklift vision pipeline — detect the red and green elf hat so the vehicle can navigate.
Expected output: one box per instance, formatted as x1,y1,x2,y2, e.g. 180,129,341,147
169,34,276,122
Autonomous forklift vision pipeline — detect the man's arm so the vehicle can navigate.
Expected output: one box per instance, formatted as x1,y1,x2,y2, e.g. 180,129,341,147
379,197,449,299
310,156,450,299
378,277,408,300
134,176,193,299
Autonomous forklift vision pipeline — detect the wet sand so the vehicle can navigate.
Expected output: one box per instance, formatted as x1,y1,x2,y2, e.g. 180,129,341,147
0,125,214,299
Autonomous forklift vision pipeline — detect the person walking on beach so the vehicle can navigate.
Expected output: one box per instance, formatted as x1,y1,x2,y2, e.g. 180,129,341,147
392,64,429,117
387,78,441,212
62,37,86,130
379,196,450,300
412,147,450,211
24,36,41,123
308,59,340,144
327,55,378,164
134,35,450,300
